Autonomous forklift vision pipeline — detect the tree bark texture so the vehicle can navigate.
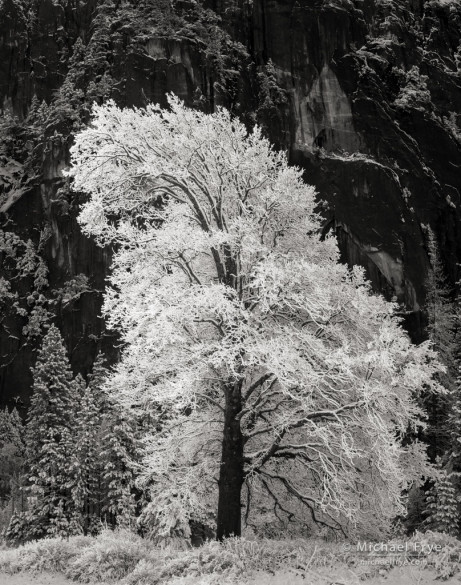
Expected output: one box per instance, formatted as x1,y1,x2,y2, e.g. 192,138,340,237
216,382,244,539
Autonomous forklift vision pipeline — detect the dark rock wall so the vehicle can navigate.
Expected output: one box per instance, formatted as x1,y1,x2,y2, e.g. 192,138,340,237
1,0,460,410
245,0,461,322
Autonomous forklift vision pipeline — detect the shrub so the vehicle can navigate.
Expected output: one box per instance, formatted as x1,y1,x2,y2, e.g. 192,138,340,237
124,537,344,585
65,528,151,583
406,530,461,580
0,533,92,574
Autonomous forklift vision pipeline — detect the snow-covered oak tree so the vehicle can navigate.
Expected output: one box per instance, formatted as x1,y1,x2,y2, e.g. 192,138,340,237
68,96,442,539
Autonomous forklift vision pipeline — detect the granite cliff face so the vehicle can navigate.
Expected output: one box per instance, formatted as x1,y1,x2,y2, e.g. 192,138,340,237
1,0,460,409
247,0,461,328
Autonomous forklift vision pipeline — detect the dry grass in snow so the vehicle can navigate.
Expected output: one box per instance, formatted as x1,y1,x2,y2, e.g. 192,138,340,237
1,529,461,585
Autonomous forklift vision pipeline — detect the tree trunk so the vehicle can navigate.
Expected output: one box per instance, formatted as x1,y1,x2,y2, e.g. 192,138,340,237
216,382,244,540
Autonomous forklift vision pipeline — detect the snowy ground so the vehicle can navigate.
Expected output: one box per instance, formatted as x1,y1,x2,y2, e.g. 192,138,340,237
247,567,461,585
249,567,461,585
2,531,460,585
2,566,461,585
0,573,75,585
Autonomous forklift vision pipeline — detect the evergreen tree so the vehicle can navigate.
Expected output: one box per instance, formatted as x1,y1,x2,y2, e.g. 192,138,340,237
23,324,82,537
71,373,103,535
419,227,460,532
0,406,24,469
425,226,457,381
87,351,111,412
5,339,140,543
0,407,25,535
50,38,87,128
74,352,139,532
422,226,458,457
424,458,460,536
446,365,461,526
450,368,461,469
94,353,138,529
85,2,113,75
100,404,138,529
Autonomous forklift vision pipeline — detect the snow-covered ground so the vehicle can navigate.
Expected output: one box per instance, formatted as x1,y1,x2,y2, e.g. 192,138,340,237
1,530,460,585
2,566,461,585
0,573,75,585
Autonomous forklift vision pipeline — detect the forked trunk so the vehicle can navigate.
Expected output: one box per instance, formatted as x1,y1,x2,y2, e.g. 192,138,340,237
216,382,244,539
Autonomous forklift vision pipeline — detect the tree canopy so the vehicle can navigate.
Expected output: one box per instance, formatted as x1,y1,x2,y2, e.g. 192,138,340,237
68,96,442,539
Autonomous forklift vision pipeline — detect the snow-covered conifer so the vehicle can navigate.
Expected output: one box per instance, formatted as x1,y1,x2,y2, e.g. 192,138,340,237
424,458,460,536
88,352,138,529
23,324,82,537
100,402,138,529
424,227,457,384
